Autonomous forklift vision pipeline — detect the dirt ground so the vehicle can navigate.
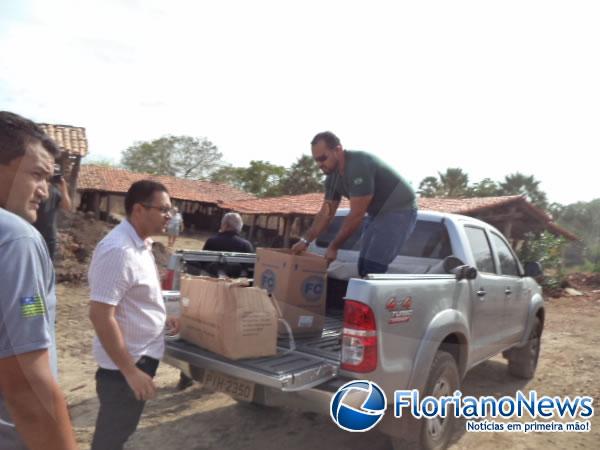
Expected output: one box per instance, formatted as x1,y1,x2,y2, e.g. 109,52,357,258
56,278,600,450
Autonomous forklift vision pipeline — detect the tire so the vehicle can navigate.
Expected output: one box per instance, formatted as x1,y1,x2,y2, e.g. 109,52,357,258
391,351,460,450
507,317,542,379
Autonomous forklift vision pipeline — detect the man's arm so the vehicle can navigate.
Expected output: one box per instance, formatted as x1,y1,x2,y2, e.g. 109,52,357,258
57,179,72,211
0,350,78,450
324,195,372,263
291,199,340,254
89,302,156,401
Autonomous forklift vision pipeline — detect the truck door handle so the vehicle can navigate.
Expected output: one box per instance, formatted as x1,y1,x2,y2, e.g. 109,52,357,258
505,288,512,295
476,288,487,298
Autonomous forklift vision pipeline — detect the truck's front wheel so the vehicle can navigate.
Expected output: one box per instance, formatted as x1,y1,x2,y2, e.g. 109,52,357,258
392,350,460,450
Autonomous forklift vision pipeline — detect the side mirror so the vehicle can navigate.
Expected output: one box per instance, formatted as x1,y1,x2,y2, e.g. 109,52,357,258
452,265,478,281
524,261,543,278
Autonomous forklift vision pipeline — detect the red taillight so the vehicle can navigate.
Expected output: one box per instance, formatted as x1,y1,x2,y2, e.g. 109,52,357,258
162,270,175,290
341,300,377,373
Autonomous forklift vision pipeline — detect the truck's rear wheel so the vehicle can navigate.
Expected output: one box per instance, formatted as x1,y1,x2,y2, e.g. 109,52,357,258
392,350,460,450
507,317,542,379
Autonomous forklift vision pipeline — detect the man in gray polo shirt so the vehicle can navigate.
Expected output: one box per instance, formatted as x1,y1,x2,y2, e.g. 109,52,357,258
0,111,78,449
292,131,417,277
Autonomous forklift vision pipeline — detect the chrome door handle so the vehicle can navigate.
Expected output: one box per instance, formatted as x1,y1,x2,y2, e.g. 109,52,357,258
477,288,487,298
505,288,512,295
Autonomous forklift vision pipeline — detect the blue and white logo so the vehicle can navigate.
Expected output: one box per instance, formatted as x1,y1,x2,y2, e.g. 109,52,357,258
261,269,276,293
301,276,324,302
330,380,387,432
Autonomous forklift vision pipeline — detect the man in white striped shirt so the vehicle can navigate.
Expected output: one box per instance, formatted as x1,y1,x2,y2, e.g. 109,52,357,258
88,180,179,450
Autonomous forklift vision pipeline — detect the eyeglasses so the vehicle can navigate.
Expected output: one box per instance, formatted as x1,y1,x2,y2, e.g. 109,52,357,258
142,204,173,215
313,154,329,163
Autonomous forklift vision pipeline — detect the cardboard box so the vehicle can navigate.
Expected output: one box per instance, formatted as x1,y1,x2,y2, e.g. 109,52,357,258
179,276,278,360
254,248,327,336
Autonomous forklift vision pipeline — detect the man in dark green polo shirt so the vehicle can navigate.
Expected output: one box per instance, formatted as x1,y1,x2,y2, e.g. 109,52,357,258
292,131,417,277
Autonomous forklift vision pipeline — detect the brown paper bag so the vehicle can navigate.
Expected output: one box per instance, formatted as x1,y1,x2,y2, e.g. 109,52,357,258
179,276,278,359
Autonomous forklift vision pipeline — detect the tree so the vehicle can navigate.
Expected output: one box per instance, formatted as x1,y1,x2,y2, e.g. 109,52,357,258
278,155,324,195
243,160,286,197
467,178,501,197
417,168,469,198
556,199,600,270
418,176,441,198
121,135,223,179
210,160,286,197
499,173,548,209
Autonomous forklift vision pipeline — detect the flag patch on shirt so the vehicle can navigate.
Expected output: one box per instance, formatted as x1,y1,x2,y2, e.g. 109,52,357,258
20,294,46,318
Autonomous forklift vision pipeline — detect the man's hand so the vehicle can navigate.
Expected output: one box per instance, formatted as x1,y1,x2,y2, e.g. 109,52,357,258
166,317,180,335
324,245,338,265
123,367,156,401
291,240,308,254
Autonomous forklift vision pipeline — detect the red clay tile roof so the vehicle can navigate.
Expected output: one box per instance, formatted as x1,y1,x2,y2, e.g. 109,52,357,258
222,193,576,240
78,165,256,204
223,193,527,216
38,123,88,157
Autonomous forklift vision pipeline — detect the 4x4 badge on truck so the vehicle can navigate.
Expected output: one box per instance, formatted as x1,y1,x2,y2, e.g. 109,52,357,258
386,296,413,324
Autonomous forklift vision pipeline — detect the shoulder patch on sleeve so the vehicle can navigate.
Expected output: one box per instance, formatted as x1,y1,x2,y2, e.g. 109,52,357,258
353,177,364,185
20,294,46,318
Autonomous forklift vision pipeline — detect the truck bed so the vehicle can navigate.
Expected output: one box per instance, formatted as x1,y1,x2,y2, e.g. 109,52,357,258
165,309,343,391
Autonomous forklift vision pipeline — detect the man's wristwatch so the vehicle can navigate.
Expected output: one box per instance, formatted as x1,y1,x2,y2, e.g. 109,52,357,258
299,237,310,246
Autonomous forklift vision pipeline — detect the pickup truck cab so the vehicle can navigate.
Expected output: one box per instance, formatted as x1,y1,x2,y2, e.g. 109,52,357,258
162,209,544,450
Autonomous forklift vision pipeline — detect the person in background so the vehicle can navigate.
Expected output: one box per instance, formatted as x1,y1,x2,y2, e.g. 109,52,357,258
166,206,184,247
176,211,253,391
203,212,254,253
0,111,78,450
33,162,72,261
88,180,179,450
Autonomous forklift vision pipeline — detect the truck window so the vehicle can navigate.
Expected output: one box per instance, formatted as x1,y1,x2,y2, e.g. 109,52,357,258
316,217,452,259
490,232,520,276
464,226,496,273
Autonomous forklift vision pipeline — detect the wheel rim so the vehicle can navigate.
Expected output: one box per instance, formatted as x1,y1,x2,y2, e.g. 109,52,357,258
427,376,452,441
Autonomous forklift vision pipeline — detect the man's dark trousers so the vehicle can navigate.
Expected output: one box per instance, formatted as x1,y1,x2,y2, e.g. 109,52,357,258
91,356,159,450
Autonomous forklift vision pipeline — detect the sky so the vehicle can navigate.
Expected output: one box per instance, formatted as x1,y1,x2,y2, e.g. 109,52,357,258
1,0,599,206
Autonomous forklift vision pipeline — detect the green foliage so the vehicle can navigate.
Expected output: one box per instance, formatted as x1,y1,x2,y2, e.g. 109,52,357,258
467,178,501,197
210,160,286,197
121,135,222,179
417,170,548,209
210,155,324,197
499,172,548,209
278,155,324,195
518,231,567,287
417,168,469,198
555,199,600,270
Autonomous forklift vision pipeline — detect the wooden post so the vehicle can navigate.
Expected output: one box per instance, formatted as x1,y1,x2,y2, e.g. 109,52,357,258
68,155,81,201
92,191,101,219
503,207,516,239
283,215,292,248
249,215,257,241
106,195,112,218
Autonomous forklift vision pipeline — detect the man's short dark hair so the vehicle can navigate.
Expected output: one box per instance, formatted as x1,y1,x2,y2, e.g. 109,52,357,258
310,131,340,149
125,180,169,216
0,111,60,165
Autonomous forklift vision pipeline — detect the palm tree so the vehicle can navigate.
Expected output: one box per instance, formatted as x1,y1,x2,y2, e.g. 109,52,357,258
499,173,548,209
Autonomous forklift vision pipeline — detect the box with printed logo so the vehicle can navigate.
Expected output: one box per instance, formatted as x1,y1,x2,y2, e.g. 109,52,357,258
254,248,327,336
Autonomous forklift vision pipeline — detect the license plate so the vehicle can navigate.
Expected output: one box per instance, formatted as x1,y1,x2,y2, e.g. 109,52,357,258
202,369,255,402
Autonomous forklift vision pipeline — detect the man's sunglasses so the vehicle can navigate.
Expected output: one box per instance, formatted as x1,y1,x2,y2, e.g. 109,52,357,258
142,204,173,215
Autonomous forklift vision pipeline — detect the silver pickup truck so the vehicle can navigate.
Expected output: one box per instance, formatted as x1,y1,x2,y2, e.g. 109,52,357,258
162,209,544,450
